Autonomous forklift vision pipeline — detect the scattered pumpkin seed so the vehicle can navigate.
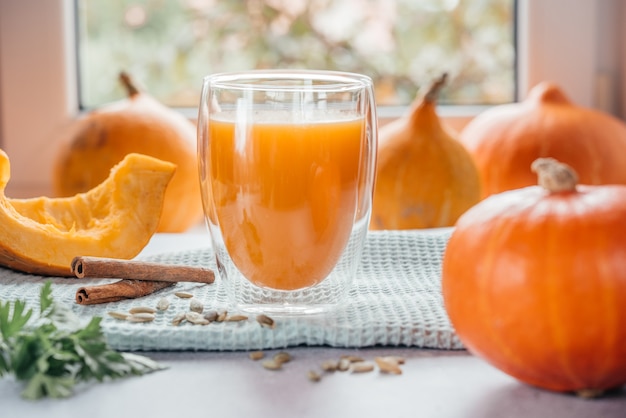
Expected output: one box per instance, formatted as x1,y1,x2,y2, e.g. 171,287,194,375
171,312,186,326
340,355,364,363
375,357,403,375
107,311,129,320
307,370,322,382
273,352,292,364
175,291,194,299
338,358,351,372
185,311,209,325
126,312,156,323
262,359,282,370
382,355,406,365
576,389,605,399
129,306,157,314
216,311,228,322
351,362,375,373
256,314,275,329
321,359,339,372
204,311,219,322
189,298,204,313
156,297,170,311
249,351,265,361
225,314,248,322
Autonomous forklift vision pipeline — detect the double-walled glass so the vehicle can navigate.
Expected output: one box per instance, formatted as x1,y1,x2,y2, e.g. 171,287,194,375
198,70,377,315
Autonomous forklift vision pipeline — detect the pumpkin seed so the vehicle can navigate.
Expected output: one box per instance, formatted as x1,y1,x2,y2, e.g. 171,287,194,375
225,314,248,322
185,311,209,325
175,291,194,299
127,312,155,323
375,357,403,375
171,312,186,326
256,314,275,329
248,351,265,361
576,389,605,399
129,306,157,314
273,352,292,364
262,359,282,370
189,298,204,313
340,355,364,363
107,311,129,320
307,370,322,382
216,311,228,322
156,297,170,311
351,362,374,373
381,355,405,365
204,311,219,322
321,359,339,372
338,358,351,372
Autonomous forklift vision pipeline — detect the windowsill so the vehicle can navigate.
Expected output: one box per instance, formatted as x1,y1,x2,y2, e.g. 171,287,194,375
4,103,484,200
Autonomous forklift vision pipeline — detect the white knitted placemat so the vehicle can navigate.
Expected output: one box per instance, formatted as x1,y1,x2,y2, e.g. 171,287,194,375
0,229,463,351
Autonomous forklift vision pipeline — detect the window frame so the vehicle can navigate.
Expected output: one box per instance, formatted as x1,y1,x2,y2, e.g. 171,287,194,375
0,0,622,197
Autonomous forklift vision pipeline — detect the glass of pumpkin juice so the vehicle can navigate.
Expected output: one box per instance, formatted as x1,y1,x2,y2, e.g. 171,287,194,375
198,70,377,315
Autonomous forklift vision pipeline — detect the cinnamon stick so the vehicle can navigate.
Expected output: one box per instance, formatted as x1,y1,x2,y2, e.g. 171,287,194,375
70,256,215,284
76,279,174,305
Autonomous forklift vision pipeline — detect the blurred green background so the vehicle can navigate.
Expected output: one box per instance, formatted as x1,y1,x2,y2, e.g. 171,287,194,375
76,0,515,109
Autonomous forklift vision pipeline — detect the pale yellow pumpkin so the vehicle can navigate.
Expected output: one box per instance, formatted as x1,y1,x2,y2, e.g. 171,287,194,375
371,74,481,229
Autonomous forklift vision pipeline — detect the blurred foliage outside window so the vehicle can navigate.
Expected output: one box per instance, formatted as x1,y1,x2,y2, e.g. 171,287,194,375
77,0,516,109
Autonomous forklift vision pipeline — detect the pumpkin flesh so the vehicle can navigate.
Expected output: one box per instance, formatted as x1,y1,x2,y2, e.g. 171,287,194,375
0,151,175,276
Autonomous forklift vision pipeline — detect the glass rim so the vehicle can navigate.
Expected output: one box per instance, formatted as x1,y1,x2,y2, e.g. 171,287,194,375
203,69,373,92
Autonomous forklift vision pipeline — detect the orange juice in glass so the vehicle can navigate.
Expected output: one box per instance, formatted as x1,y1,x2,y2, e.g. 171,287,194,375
198,70,377,315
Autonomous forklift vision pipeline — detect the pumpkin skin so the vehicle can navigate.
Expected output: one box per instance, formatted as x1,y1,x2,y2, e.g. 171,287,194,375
442,163,626,394
371,74,481,229
1,150,175,276
460,82,626,198
52,73,203,232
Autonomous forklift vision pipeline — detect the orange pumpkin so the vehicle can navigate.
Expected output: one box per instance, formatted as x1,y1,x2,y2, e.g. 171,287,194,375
371,74,481,229
52,72,203,232
460,82,626,198
442,158,626,396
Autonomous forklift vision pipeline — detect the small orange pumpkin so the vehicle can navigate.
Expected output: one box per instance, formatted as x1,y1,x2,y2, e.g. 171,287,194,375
460,82,626,198
52,72,203,232
371,74,481,229
442,158,626,396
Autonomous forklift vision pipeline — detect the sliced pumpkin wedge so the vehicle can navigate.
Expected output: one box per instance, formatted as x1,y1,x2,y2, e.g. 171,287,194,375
0,150,176,276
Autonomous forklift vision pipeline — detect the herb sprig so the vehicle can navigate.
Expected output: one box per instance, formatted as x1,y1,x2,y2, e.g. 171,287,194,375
0,281,165,399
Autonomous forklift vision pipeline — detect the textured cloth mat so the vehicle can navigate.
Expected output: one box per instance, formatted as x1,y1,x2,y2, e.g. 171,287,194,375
0,229,463,351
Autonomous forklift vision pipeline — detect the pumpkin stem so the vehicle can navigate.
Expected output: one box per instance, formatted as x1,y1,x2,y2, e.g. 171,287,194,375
119,71,140,97
531,158,578,193
424,73,448,103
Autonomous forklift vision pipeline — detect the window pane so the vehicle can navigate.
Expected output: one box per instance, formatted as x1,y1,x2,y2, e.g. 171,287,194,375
76,0,516,109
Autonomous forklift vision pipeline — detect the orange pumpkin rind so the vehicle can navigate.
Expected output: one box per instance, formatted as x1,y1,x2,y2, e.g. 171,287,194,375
442,158,626,396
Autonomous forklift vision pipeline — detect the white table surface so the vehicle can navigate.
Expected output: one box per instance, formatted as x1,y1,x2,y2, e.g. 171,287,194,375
2,230,625,417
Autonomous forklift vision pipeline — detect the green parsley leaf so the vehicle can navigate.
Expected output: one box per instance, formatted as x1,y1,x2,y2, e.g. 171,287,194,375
0,298,34,377
0,298,33,339
21,372,75,400
39,281,53,315
0,280,166,399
